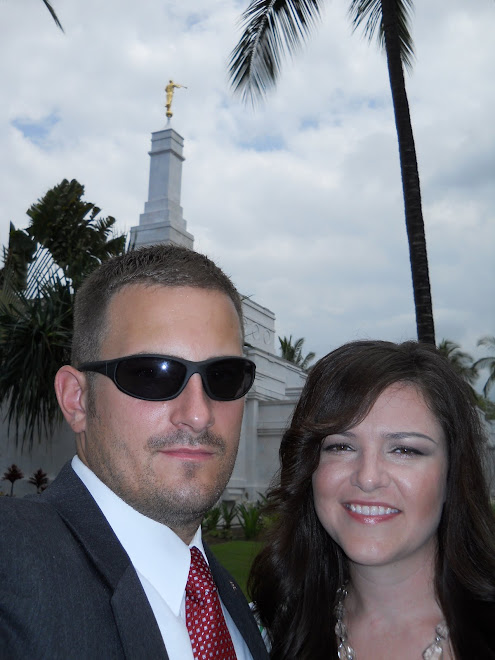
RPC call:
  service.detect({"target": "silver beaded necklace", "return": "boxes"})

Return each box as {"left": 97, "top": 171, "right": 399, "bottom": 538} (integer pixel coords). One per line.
{"left": 334, "top": 585, "right": 449, "bottom": 660}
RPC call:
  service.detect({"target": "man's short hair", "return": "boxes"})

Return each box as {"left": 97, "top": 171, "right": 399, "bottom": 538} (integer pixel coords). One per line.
{"left": 71, "top": 244, "right": 244, "bottom": 366}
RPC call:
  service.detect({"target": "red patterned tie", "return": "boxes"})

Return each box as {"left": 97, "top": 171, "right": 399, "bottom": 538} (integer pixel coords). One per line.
{"left": 185, "top": 546, "right": 237, "bottom": 660}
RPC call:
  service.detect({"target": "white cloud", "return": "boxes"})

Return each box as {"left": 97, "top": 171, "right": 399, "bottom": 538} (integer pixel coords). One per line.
{"left": 1, "top": 0, "right": 493, "bottom": 368}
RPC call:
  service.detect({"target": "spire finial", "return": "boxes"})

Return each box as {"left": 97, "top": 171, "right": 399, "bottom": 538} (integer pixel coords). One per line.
{"left": 165, "top": 79, "right": 187, "bottom": 119}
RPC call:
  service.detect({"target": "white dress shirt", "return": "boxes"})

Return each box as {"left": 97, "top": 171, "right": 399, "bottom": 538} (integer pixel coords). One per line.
{"left": 72, "top": 456, "right": 253, "bottom": 660}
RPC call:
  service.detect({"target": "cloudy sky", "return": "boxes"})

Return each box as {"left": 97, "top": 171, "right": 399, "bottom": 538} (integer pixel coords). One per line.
{"left": 1, "top": 0, "right": 494, "bottom": 371}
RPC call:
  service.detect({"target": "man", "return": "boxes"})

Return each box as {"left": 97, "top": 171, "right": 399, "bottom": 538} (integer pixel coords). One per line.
{"left": 0, "top": 245, "right": 268, "bottom": 660}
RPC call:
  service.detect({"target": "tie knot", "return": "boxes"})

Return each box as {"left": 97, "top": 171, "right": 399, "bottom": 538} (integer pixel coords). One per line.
{"left": 186, "top": 546, "right": 217, "bottom": 602}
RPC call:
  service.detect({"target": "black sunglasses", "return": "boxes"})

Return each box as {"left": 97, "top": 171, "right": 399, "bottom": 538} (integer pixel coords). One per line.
{"left": 78, "top": 354, "right": 256, "bottom": 402}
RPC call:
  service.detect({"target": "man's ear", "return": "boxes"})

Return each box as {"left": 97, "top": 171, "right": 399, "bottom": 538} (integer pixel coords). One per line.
{"left": 55, "top": 365, "right": 88, "bottom": 433}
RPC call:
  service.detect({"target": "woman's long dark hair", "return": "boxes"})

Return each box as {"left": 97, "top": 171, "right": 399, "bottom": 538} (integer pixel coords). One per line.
{"left": 248, "top": 340, "right": 495, "bottom": 659}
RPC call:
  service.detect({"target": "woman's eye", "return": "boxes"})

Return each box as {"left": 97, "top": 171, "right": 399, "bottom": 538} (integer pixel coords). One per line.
{"left": 392, "top": 446, "right": 423, "bottom": 456}
{"left": 323, "top": 443, "right": 353, "bottom": 452}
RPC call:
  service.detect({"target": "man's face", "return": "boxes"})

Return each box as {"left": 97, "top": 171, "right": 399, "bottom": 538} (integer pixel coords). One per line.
{"left": 77, "top": 284, "right": 245, "bottom": 542}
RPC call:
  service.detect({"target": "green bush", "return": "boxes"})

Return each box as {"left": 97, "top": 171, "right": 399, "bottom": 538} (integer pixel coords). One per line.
{"left": 202, "top": 505, "right": 221, "bottom": 533}
{"left": 220, "top": 501, "right": 237, "bottom": 530}
{"left": 237, "top": 501, "right": 264, "bottom": 540}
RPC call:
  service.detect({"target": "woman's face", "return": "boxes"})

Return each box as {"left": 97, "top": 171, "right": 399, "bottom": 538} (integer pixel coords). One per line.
{"left": 312, "top": 383, "right": 448, "bottom": 570}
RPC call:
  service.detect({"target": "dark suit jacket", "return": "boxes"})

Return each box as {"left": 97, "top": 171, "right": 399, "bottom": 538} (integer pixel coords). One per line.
{"left": 0, "top": 462, "right": 269, "bottom": 660}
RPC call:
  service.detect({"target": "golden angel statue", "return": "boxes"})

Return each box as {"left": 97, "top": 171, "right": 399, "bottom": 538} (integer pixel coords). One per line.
{"left": 165, "top": 80, "right": 187, "bottom": 118}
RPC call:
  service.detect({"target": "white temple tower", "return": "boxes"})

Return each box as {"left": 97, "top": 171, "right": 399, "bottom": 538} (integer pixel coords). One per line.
{"left": 130, "top": 127, "right": 194, "bottom": 249}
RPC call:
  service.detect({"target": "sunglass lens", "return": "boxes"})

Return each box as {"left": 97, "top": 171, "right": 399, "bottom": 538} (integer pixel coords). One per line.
{"left": 116, "top": 357, "right": 186, "bottom": 400}
{"left": 205, "top": 359, "right": 255, "bottom": 400}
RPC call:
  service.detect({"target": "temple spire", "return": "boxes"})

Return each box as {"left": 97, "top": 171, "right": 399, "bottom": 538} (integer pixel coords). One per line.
{"left": 130, "top": 125, "right": 194, "bottom": 249}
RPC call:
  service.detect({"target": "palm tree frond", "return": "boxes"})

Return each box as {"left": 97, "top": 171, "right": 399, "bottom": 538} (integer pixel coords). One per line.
{"left": 477, "top": 335, "right": 495, "bottom": 350}
{"left": 42, "top": 0, "right": 64, "bottom": 31}
{"left": 300, "top": 351, "right": 316, "bottom": 371}
{"left": 474, "top": 336, "right": 495, "bottom": 397}
{"left": 0, "top": 280, "right": 73, "bottom": 449}
{"left": 0, "top": 223, "right": 37, "bottom": 296}
{"left": 348, "top": 0, "right": 415, "bottom": 71}
{"left": 278, "top": 334, "right": 315, "bottom": 371}
{"left": 229, "top": 0, "right": 324, "bottom": 104}
{"left": 437, "top": 338, "right": 478, "bottom": 385}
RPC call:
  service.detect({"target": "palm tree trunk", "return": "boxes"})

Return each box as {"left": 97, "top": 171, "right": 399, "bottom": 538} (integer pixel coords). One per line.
{"left": 381, "top": 0, "right": 435, "bottom": 344}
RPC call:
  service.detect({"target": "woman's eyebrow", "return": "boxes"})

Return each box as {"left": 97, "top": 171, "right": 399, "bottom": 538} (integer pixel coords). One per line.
{"left": 384, "top": 431, "right": 438, "bottom": 444}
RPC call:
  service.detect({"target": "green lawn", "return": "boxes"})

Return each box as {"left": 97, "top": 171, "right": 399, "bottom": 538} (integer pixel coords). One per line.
{"left": 209, "top": 541, "right": 264, "bottom": 597}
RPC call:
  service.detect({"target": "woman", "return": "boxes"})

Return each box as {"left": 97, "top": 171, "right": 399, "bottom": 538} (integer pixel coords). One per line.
{"left": 249, "top": 340, "right": 495, "bottom": 659}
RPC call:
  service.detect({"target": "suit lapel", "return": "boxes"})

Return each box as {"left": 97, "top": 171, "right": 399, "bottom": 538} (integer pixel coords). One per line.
{"left": 111, "top": 564, "right": 170, "bottom": 660}
{"left": 41, "top": 463, "right": 168, "bottom": 659}
{"left": 205, "top": 545, "right": 269, "bottom": 660}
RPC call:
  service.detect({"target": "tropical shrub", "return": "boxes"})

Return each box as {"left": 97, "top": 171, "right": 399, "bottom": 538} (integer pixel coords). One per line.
{"left": 202, "top": 505, "right": 221, "bottom": 534}
{"left": 237, "top": 501, "right": 264, "bottom": 540}
{"left": 0, "top": 179, "right": 126, "bottom": 448}
{"left": 220, "top": 501, "right": 237, "bottom": 530}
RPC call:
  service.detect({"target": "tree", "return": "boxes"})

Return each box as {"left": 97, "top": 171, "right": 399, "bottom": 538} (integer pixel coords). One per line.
{"left": 438, "top": 338, "right": 495, "bottom": 422}
{"left": 0, "top": 179, "right": 126, "bottom": 449}
{"left": 28, "top": 468, "right": 49, "bottom": 494}
{"left": 25, "top": 178, "right": 126, "bottom": 290}
{"left": 2, "top": 464, "right": 24, "bottom": 497}
{"left": 437, "top": 339, "right": 478, "bottom": 386}
{"left": 229, "top": 0, "right": 435, "bottom": 344}
{"left": 0, "top": 281, "right": 73, "bottom": 447}
{"left": 279, "top": 335, "right": 315, "bottom": 370}
{"left": 0, "top": 223, "right": 37, "bottom": 294}
{"left": 474, "top": 336, "right": 495, "bottom": 398}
